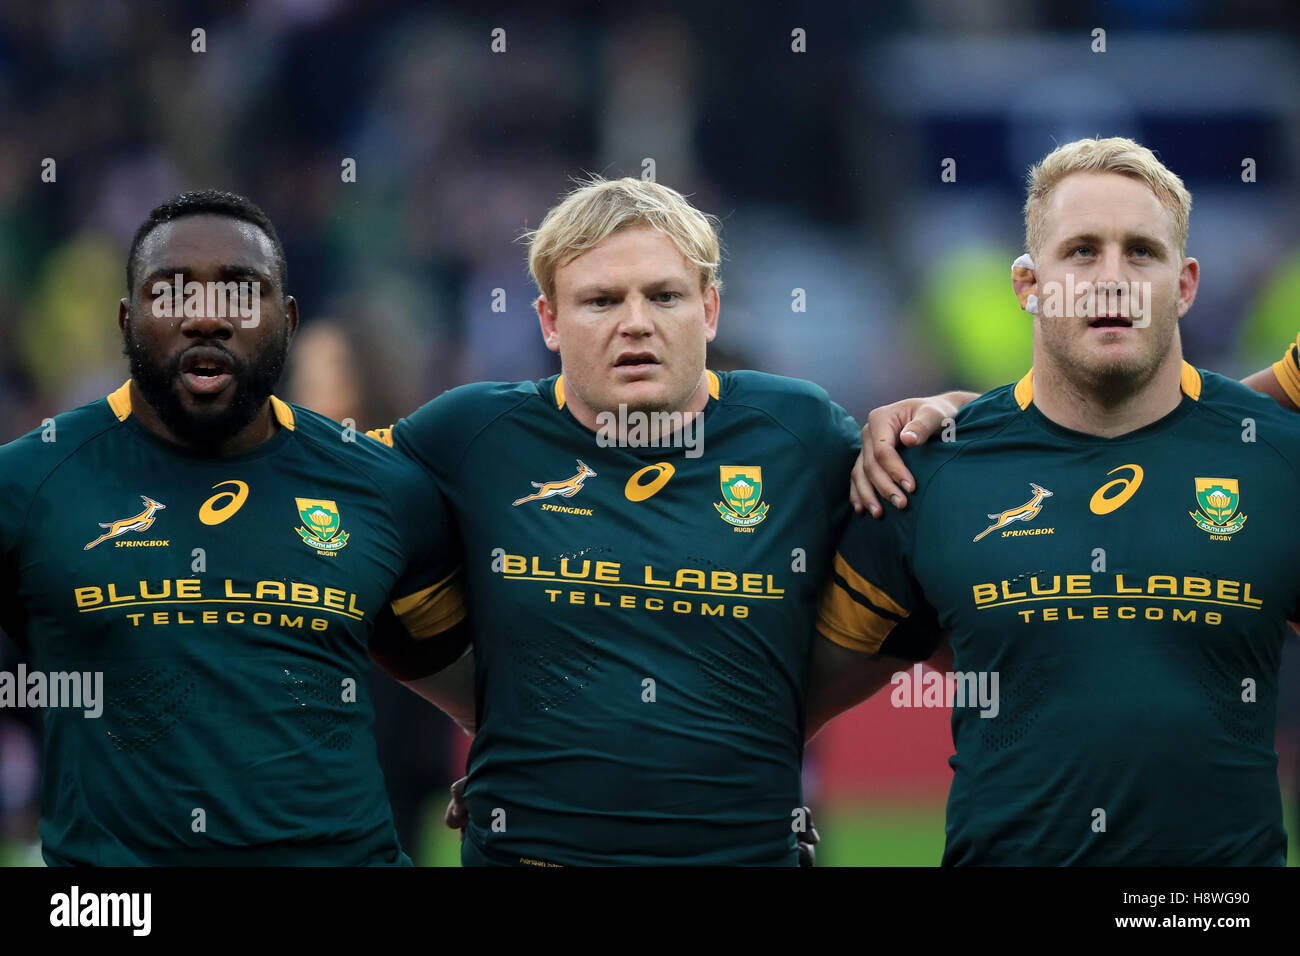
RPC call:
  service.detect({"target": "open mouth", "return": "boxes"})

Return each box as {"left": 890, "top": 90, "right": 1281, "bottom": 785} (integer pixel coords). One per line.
{"left": 614, "top": 351, "right": 660, "bottom": 373}
{"left": 1089, "top": 315, "right": 1133, "bottom": 329}
{"left": 178, "top": 347, "right": 234, "bottom": 396}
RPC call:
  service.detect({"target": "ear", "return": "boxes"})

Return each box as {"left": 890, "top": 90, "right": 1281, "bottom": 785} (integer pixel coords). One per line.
{"left": 702, "top": 283, "right": 719, "bottom": 343}
{"left": 119, "top": 297, "right": 129, "bottom": 335}
{"left": 283, "top": 295, "right": 300, "bottom": 342}
{"left": 1011, "top": 254, "right": 1038, "bottom": 315}
{"left": 537, "top": 295, "right": 561, "bottom": 353}
{"left": 1176, "top": 257, "right": 1199, "bottom": 318}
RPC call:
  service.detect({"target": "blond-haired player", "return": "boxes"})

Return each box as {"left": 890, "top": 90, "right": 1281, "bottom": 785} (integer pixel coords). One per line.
{"left": 816, "top": 137, "right": 1300, "bottom": 864}
{"left": 371, "top": 175, "right": 934, "bottom": 865}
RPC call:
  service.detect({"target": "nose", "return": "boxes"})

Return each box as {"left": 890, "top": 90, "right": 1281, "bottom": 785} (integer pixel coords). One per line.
{"left": 617, "top": 295, "right": 655, "bottom": 336}
{"left": 179, "top": 300, "right": 235, "bottom": 340}
{"left": 1094, "top": 244, "right": 1126, "bottom": 286}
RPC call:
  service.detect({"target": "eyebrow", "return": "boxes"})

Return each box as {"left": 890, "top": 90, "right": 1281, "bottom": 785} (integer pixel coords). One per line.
{"left": 140, "top": 264, "right": 274, "bottom": 288}
{"left": 569, "top": 278, "right": 689, "bottom": 299}
{"left": 1055, "top": 232, "right": 1169, "bottom": 255}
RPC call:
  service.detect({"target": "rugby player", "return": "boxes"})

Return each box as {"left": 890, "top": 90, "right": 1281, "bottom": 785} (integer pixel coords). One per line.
{"left": 812, "top": 137, "right": 1300, "bottom": 864}
{"left": 369, "top": 177, "right": 930, "bottom": 865}
{"left": 0, "top": 190, "right": 468, "bottom": 865}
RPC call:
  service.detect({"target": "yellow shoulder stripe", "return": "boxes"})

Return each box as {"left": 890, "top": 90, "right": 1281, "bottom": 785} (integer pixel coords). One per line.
{"left": 554, "top": 375, "right": 566, "bottom": 409}
{"left": 833, "top": 553, "right": 908, "bottom": 619}
{"left": 391, "top": 568, "right": 467, "bottom": 640}
{"left": 366, "top": 425, "right": 395, "bottom": 448}
{"left": 107, "top": 380, "right": 133, "bottom": 421}
{"left": 816, "top": 584, "right": 896, "bottom": 654}
{"left": 1273, "top": 345, "right": 1300, "bottom": 409}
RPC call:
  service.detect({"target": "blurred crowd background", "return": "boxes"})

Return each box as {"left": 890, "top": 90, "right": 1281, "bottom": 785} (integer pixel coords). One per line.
{"left": 2, "top": 0, "right": 1299, "bottom": 864}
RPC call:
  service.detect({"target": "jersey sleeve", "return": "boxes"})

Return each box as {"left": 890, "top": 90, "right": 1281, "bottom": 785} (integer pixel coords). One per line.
{"left": 1271, "top": 331, "right": 1300, "bottom": 408}
{"left": 815, "top": 503, "right": 940, "bottom": 662}
{"left": 368, "top": 463, "right": 469, "bottom": 680}
{"left": 820, "top": 399, "right": 862, "bottom": 535}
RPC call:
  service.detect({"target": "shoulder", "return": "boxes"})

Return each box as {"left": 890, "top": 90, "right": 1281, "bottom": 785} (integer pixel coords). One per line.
{"left": 718, "top": 370, "right": 859, "bottom": 450}
{"left": 0, "top": 394, "right": 124, "bottom": 540}
{"left": 287, "top": 403, "right": 440, "bottom": 506}
{"left": 387, "top": 379, "right": 547, "bottom": 467}
{"left": 1191, "top": 367, "right": 1300, "bottom": 474}
{"left": 1193, "top": 367, "right": 1300, "bottom": 425}
{"left": 0, "top": 395, "right": 122, "bottom": 492}
{"left": 721, "top": 369, "right": 837, "bottom": 413}
{"left": 950, "top": 380, "right": 1025, "bottom": 436}
{"left": 899, "top": 381, "right": 1024, "bottom": 491}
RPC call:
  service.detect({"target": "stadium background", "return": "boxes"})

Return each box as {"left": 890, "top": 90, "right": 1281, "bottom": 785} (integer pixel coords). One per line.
{"left": 1, "top": 0, "right": 1298, "bottom": 865}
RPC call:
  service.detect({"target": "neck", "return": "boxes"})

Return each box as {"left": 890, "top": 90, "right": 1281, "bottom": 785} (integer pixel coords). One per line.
{"left": 1030, "top": 345, "right": 1186, "bottom": 438}
{"left": 129, "top": 380, "right": 280, "bottom": 456}
{"left": 561, "top": 371, "right": 712, "bottom": 439}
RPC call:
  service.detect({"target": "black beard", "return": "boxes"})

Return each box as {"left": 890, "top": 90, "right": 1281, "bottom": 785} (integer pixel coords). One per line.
{"left": 123, "top": 326, "right": 289, "bottom": 450}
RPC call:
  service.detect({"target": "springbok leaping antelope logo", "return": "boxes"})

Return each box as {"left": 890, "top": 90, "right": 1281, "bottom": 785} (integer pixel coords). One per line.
{"left": 84, "top": 495, "right": 167, "bottom": 550}
{"left": 512, "top": 460, "right": 597, "bottom": 506}
{"left": 973, "top": 483, "right": 1053, "bottom": 542}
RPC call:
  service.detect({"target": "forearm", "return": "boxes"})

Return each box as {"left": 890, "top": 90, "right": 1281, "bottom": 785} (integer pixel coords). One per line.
{"left": 805, "top": 634, "right": 952, "bottom": 742}
{"left": 402, "top": 645, "right": 477, "bottom": 736}
{"left": 1241, "top": 368, "right": 1295, "bottom": 410}
{"left": 805, "top": 636, "right": 909, "bottom": 742}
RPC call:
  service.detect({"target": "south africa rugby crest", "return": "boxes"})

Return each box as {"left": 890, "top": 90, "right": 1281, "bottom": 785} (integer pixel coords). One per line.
{"left": 1189, "top": 478, "right": 1246, "bottom": 540}
{"left": 295, "top": 498, "right": 350, "bottom": 553}
{"left": 716, "top": 466, "right": 769, "bottom": 528}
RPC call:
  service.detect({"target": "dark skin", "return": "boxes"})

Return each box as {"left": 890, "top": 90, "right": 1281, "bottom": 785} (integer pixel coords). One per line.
{"left": 119, "top": 215, "right": 299, "bottom": 456}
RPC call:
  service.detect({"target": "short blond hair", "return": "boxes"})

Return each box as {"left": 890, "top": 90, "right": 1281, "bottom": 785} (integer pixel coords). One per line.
{"left": 1024, "top": 137, "right": 1192, "bottom": 260}
{"left": 525, "top": 176, "right": 722, "bottom": 303}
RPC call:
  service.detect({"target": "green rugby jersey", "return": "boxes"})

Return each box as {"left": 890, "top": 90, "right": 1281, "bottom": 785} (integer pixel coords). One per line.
{"left": 376, "top": 370, "right": 861, "bottom": 865}
{"left": 818, "top": 363, "right": 1299, "bottom": 865}
{"left": 0, "top": 382, "right": 466, "bottom": 865}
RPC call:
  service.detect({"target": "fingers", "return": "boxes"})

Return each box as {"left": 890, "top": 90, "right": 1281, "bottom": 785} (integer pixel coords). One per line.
{"left": 797, "top": 805, "right": 819, "bottom": 867}
{"left": 803, "top": 806, "right": 820, "bottom": 845}
{"left": 444, "top": 775, "right": 469, "bottom": 830}
{"left": 864, "top": 410, "right": 913, "bottom": 510}
{"left": 850, "top": 453, "right": 881, "bottom": 517}
{"left": 900, "top": 403, "right": 949, "bottom": 449}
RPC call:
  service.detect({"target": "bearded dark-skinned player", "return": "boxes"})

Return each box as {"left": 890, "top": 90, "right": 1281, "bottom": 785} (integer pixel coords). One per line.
{"left": 0, "top": 190, "right": 468, "bottom": 865}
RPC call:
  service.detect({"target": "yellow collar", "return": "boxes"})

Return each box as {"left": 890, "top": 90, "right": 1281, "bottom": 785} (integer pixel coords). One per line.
{"left": 553, "top": 369, "right": 721, "bottom": 409}
{"left": 106, "top": 380, "right": 296, "bottom": 430}
{"left": 1013, "top": 362, "right": 1202, "bottom": 410}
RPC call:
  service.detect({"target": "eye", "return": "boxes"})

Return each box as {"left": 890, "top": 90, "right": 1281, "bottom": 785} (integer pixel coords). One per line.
{"left": 589, "top": 296, "right": 612, "bottom": 308}
{"left": 653, "top": 291, "right": 679, "bottom": 304}
{"left": 1072, "top": 245, "right": 1094, "bottom": 257}
{"left": 1131, "top": 246, "right": 1151, "bottom": 258}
